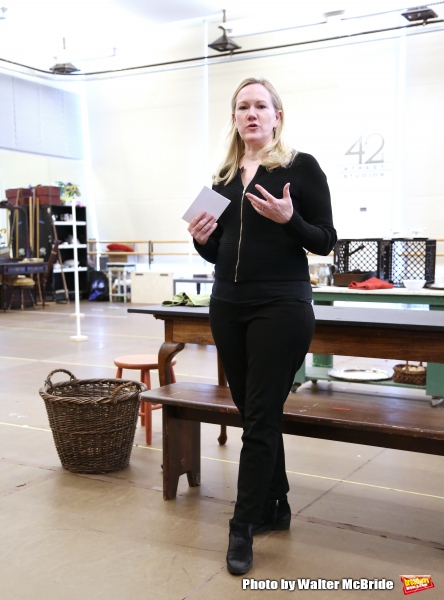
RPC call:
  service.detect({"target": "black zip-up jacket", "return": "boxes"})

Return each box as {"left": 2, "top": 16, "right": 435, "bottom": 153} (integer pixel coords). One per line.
{"left": 194, "top": 152, "right": 337, "bottom": 285}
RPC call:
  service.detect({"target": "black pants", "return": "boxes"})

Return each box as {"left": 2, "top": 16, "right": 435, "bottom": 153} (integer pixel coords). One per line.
{"left": 209, "top": 298, "right": 315, "bottom": 523}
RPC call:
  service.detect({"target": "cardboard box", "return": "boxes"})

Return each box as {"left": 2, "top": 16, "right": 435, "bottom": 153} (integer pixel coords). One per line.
{"left": 130, "top": 272, "right": 173, "bottom": 304}
{"left": 107, "top": 253, "right": 131, "bottom": 263}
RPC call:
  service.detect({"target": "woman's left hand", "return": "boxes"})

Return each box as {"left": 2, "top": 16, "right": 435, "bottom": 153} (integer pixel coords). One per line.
{"left": 246, "top": 183, "right": 293, "bottom": 224}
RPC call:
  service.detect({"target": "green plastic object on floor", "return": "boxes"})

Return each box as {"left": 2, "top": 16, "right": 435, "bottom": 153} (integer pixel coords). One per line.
{"left": 162, "top": 292, "right": 210, "bottom": 307}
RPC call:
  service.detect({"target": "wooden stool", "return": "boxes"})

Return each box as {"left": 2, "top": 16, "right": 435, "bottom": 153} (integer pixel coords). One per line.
{"left": 8, "top": 277, "right": 36, "bottom": 310}
{"left": 114, "top": 354, "right": 176, "bottom": 445}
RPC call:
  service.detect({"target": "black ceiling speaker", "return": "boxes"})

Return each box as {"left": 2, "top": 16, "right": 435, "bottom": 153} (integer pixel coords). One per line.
{"left": 50, "top": 38, "right": 80, "bottom": 75}
{"left": 208, "top": 27, "right": 241, "bottom": 52}
{"left": 401, "top": 6, "right": 438, "bottom": 22}
{"left": 208, "top": 10, "right": 241, "bottom": 53}
{"left": 50, "top": 62, "right": 80, "bottom": 74}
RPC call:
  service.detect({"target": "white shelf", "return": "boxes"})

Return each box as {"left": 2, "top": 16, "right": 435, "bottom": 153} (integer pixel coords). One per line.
{"left": 58, "top": 244, "right": 87, "bottom": 249}
{"left": 53, "top": 266, "right": 88, "bottom": 273}
{"left": 54, "top": 221, "right": 86, "bottom": 226}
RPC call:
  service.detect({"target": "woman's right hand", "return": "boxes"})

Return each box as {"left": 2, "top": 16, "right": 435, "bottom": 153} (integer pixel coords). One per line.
{"left": 188, "top": 211, "right": 217, "bottom": 245}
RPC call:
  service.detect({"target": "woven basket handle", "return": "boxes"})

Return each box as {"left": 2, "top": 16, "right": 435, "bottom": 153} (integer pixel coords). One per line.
{"left": 45, "top": 369, "right": 77, "bottom": 390}
{"left": 108, "top": 381, "right": 136, "bottom": 404}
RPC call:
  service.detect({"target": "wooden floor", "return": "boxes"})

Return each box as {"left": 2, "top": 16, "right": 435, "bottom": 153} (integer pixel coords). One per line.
{"left": 1, "top": 301, "right": 444, "bottom": 599}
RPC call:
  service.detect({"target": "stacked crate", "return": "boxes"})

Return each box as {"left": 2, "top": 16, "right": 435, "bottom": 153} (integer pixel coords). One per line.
{"left": 334, "top": 238, "right": 435, "bottom": 286}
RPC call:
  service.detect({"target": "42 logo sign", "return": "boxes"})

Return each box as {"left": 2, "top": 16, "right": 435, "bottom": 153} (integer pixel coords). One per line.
{"left": 345, "top": 134, "right": 385, "bottom": 165}
{"left": 341, "top": 133, "right": 388, "bottom": 179}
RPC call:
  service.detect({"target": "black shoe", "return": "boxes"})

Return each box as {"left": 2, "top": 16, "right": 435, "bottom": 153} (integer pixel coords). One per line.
{"left": 252, "top": 497, "right": 292, "bottom": 536}
{"left": 226, "top": 519, "right": 253, "bottom": 575}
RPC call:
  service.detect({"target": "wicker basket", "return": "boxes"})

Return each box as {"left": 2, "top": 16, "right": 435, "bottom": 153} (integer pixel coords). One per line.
{"left": 39, "top": 369, "right": 146, "bottom": 474}
{"left": 393, "top": 361, "right": 427, "bottom": 386}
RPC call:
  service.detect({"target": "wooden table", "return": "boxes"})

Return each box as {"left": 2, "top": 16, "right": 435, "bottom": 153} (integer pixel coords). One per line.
{"left": 129, "top": 304, "right": 444, "bottom": 367}
{"left": 312, "top": 285, "right": 444, "bottom": 308}
{"left": 307, "top": 286, "right": 444, "bottom": 399}
{"left": 129, "top": 304, "right": 444, "bottom": 418}
{"left": 0, "top": 260, "right": 48, "bottom": 310}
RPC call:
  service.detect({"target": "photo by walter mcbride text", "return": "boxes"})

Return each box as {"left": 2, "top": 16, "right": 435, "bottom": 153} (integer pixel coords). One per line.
{"left": 242, "top": 578, "right": 395, "bottom": 591}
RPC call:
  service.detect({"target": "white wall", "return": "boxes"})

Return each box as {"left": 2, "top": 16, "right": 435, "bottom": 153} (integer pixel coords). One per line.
{"left": 207, "top": 38, "right": 402, "bottom": 241}
{"left": 0, "top": 72, "right": 91, "bottom": 236}
{"left": 85, "top": 27, "right": 444, "bottom": 251}
{"left": 86, "top": 67, "right": 209, "bottom": 242}
{"left": 2, "top": 25, "right": 443, "bottom": 276}
{"left": 402, "top": 30, "right": 444, "bottom": 239}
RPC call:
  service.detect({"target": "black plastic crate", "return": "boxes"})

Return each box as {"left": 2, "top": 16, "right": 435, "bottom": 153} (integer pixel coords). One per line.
{"left": 389, "top": 239, "right": 435, "bottom": 286}
{"left": 334, "top": 239, "right": 392, "bottom": 280}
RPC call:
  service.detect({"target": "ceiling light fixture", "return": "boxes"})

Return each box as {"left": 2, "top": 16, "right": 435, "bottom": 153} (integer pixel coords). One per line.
{"left": 50, "top": 38, "right": 80, "bottom": 75}
{"left": 401, "top": 5, "right": 438, "bottom": 22}
{"left": 208, "top": 9, "right": 241, "bottom": 53}
{"left": 50, "top": 62, "right": 80, "bottom": 74}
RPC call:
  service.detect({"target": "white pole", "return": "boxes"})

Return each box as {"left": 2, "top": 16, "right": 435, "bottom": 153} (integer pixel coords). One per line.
{"left": 70, "top": 201, "right": 88, "bottom": 342}
{"left": 203, "top": 20, "right": 210, "bottom": 275}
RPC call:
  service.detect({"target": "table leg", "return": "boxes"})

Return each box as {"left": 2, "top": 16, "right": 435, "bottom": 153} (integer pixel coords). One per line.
{"left": 162, "top": 405, "right": 200, "bottom": 500}
{"left": 426, "top": 306, "right": 444, "bottom": 402}
{"left": 218, "top": 428, "right": 228, "bottom": 445}
{"left": 158, "top": 341, "right": 185, "bottom": 386}
{"left": 40, "top": 274, "right": 47, "bottom": 308}
{"left": 292, "top": 361, "right": 306, "bottom": 390}
{"left": 292, "top": 299, "right": 333, "bottom": 388}
{"left": 312, "top": 299, "right": 334, "bottom": 369}
{"left": 426, "top": 363, "right": 444, "bottom": 400}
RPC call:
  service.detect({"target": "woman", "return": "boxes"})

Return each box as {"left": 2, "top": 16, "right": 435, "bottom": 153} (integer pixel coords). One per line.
{"left": 188, "top": 77, "right": 336, "bottom": 575}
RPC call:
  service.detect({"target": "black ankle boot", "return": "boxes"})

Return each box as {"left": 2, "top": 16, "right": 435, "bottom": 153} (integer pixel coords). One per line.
{"left": 226, "top": 519, "right": 253, "bottom": 575}
{"left": 252, "top": 497, "right": 292, "bottom": 536}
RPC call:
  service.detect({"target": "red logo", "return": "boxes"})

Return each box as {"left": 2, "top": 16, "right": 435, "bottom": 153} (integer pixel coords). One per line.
{"left": 400, "top": 576, "right": 435, "bottom": 595}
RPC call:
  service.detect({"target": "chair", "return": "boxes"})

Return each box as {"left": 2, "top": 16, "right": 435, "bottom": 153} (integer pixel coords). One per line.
{"left": 3, "top": 239, "right": 61, "bottom": 311}
{"left": 8, "top": 276, "right": 36, "bottom": 310}
{"left": 114, "top": 354, "right": 176, "bottom": 445}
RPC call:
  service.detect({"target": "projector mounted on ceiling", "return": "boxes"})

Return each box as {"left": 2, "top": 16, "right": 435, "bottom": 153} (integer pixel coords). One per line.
{"left": 50, "top": 38, "right": 80, "bottom": 75}
{"left": 50, "top": 62, "right": 80, "bottom": 74}
{"left": 208, "top": 27, "right": 241, "bottom": 52}
{"left": 49, "top": 38, "right": 118, "bottom": 75}
{"left": 401, "top": 5, "right": 438, "bottom": 22}
{"left": 208, "top": 9, "right": 241, "bottom": 53}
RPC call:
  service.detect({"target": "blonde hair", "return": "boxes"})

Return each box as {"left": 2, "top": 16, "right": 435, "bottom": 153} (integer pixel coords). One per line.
{"left": 213, "top": 77, "right": 295, "bottom": 185}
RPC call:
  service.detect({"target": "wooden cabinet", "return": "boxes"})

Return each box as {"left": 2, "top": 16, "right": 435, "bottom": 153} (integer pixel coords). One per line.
{"left": 6, "top": 187, "right": 89, "bottom": 299}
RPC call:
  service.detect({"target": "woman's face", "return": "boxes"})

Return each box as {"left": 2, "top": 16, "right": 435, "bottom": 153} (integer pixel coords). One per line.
{"left": 233, "top": 83, "right": 282, "bottom": 150}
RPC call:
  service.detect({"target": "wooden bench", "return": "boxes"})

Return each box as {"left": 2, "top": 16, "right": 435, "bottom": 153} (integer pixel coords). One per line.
{"left": 140, "top": 382, "right": 444, "bottom": 500}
